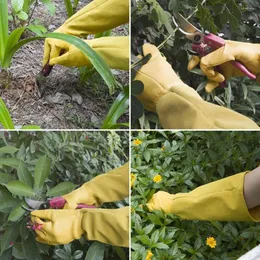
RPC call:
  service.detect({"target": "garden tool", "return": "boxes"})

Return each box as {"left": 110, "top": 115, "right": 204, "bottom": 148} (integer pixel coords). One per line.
{"left": 31, "top": 207, "right": 129, "bottom": 246}
{"left": 147, "top": 172, "right": 260, "bottom": 222}
{"left": 24, "top": 197, "right": 96, "bottom": 211}
{"left": 63, "top": 163, "right": 129, "bottom": 209}
{"left": 43, "top": 0, "right": 129, "bottom": 66}
{"left": 134, "top": 43, "right": 259, "bottom": 129}
{"left": 172, "top": 13, "right": 257, "bottom": 92}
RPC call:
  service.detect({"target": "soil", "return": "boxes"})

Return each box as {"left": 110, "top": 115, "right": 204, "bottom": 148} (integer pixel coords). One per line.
{"left": 1, "top": 0, "right": 129, "bottom": 129}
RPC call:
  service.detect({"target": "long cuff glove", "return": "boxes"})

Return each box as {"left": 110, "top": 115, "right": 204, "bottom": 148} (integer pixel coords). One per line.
{"left": 147, "top": 172, "right": 260, "bottom": 222}
{"left": 135, "top": 43, "right": 259, "bottom": 129}
{"left": 188, "top": 40, "right": 260, "bottom": 93}
{"left": 48, "top": 36, "right": 129, "bottom": 70}
{"left": 31, "top": 207, "right": 129, "bottom": 247}
{"left": 63, "top": 163, "right": 129, "bottom": 209}
{"left": 43, "top": 0, "right": 129, "bottom": 65}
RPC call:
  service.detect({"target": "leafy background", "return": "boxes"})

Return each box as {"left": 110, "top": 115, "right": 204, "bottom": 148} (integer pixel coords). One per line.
{"left": 131, "top": 0, "right": 260, "bottom": 128}
{"left": 131, "top": 131, "right": 260, "bottom": 259}
{"left": 0, "top": 131, "right": 129, "bottom": 260}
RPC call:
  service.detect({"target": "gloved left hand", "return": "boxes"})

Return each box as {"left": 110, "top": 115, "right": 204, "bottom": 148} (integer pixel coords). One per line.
{"left": 31, "top": 207, "right": 129, "bottom": 247}
{"left": 48, "top": 36, "right": 129, "bottom": 70}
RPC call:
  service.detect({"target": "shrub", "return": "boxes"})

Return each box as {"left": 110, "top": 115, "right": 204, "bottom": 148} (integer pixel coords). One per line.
{"left": 131, "top": 131, "right": 260, "bottom": 259}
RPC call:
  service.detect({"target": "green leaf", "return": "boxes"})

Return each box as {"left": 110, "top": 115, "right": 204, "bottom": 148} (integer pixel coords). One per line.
{"left": 27, "top": 25, "right": 47, "bottom": 36}
{"left": 34, "top": 156, "right": 51, "bottom": 189}
{"left": 22, "top": 233, "right": 42, "bottom": 260}
{"left": 46, "top": 182, "right": 76, "bottom": 196}
{"left": 11, "top": 0, "right": 24, "bottom": 13}
{"left": 64, "top": 0, "right": 74, "bottom": 17}
{"left": 17, "top": 11, "right": 28, "bottom": 21}
{"left": 0, "top": 158, "right": 20, "bottom": 168}
{"left": 0, "top": 146, "right": 18, "bottom": 154}
{"left": 0, "top": 98, "right": 15, "bottom": 129}
{"left": 0, "top": 222, "right": 20, "bottom": 254}
{"left": 0, "top": 198, "right": 20, "bottom": 213}
{"left": 154, "top": 242, "right": 169, "bottom": 249}
{"left": 0, "top": 0, "right": 9, "bottom": 63}
{"left": 85, "top": 242, "right": 105, "bottom": 260}
{"left": 6, "top": 180, "right": 35, "bottom": 196}
{"left": 0, "top": 172, "right": 13, "bottom": 184}
{"left": 8, "top": 202, "right": 26, "bottom": 222}
{"left": 21, "top": 125, "right": 41, "bottom": 130}
{"left": 143, "top": 151, "right": 151, "bottom": 163}
{"left": 17, "top": 162, "right": 33, "bottom": 187}
{"left": 102, "top": 88, "right": 129, "bottom": 129}
{"left": 42, "top": 0, "right": 56, "bottom": 15}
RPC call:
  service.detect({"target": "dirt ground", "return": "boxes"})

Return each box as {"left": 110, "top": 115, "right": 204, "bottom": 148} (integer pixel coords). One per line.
{"left": 1, "top": 0, "right": 129, "bottom": 129}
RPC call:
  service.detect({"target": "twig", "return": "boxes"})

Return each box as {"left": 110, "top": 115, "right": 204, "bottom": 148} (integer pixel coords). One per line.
{"left": 27, "top": 0, "right": 39, "bottom": 25}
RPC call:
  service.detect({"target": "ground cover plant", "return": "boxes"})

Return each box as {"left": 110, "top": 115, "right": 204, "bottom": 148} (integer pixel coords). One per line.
{"left": 0, "top": 131, "right": 129, "bottom": 260}
{"left": 131, "top": 0, "right": 260, "bottom": 128}
{"left": 0, "top": 0, "right": 129, "bottom": 129}
{"left": 131, "top": 131, "right": 260, "bottom": 259}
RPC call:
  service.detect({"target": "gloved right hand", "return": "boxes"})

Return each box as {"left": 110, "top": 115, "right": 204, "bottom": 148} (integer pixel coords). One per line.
{"left": 134, "top": 43, "right": 259, "bottom": 129}
{"left": 63, "top": 163, "right": 129, "bottom": 209}
{"left": 188, "top": 40, "right": 260, "bottom": 93}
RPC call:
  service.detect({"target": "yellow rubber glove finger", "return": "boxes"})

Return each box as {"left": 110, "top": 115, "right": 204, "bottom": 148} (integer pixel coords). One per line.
{"left": 147, "top": 172, "right": 260, "bottom": 222}
{"left": 135, "top": 43, "right": 259, "bottom": 129}
{"left": 63, "top": 163, "right": 129, "bottom": 209}
{"left": 31, "top": 209, "right": 84, "bottom": 245}
{"left": 43, "top": 0, "right": 129, "bottom": 66}
{"left": 188, "top": 40, "right": 260, "bottom": 93}
{"left": 49, "top": 36, "right": 129, "bottom": 70}
{"left": 81, "top": 207, "right": 129, "bottom": 247}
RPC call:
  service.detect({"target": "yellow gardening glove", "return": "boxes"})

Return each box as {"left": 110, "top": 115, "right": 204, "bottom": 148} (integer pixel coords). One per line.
{"left": 43, "top": 0, "right": 129, "bottom": 66}
{"left": 188, "top": 40, "right": 260, "bottom": 93}
{"left": 135, "top": 43, "right": 259, "bottom": 129}
{"left": 31, "top": 207, "right": 129, "bottom": 247}
{"left": 63, "top": 163, "right": 129, "bottom": 209}
{"left": 48, "top": 36, "right": 129, "bottom": 70}
{"left": 147, "top": 172, "right": 260, "bottom": 222}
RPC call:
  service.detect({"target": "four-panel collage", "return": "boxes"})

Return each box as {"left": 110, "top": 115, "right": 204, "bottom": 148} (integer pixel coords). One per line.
{"left": 0, "top": 0, "right": 260, "bottom": 259}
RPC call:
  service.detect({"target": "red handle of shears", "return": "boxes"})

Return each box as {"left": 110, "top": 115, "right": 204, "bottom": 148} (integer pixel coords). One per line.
{"left": 192, "top": 33, "right": 256, "bottom": 80}
{"left": 49, "top": 197, "right": 96, "bottom": 209}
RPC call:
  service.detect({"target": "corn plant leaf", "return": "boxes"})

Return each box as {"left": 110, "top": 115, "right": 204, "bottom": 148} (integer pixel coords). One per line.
{"left": 0, "top": 172, "right": 13, "bottom": 184}
{"left": 0, "top": 158, "right": 21, "bottom": 168}
{"left": 102, "top": 88, "right": 129, "bottom": 129}
{"left": 21, "top": 125, "right": 41, "bottom": 129}
{"left": 64, "top": 0, "right": 74, "bottom": 17}
{"left": 46, "top": 181, "right": 76, "bottom": 196}
{"left": 34, "top": 156, "right": 51, "bottom": 190}
{"left": 7, "top": 202, "right": 26, "bottom": 222}
{"left": 6, "top": 180, "right": 35, "bottom": 197}
{"left": 0, "top": 146, "right": 18, "bottom": 154}
{"left": 85, "top": 242, "right": 105, "bottom": 260}
{"left": 0, "top": 98, "right": 15, "bottom": 129}
{"left": 17, "top": 161, "right": 33, "bottom": 187}
{"left": 0, "top": 0, "right": 8, "bottom": 63}
{"left": 0, "top": 222, "right": 20, "bottom": 254}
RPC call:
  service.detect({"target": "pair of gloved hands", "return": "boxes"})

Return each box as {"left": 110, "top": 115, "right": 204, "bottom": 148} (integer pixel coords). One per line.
{"left": 31, "top": 163, "right": 129, "bottom": 246}
{"left": 134, "top": 41, "right": 260, "bottom": 129}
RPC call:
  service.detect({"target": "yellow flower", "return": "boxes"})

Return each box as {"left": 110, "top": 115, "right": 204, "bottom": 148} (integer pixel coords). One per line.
{"left": 146, "top": 250, "right": 153, "bottom": 260}
{"left": 153, "top": 174, "right": 162, "bottom": 183}
{"left": 133, "top": 139, "right": 142, "bottom": 146}
{"left": 206, "top": 237, "right": 217, "bottom": 248}
{"left": 131, "top": 173, "right": 136, "bottom": 187}
{"left": 161, "top": 146, "right": 165, "bottom": 151}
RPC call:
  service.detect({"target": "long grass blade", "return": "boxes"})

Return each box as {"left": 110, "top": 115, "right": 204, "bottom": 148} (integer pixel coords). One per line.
{"left": 0, "top": 98, "right": 15, "bottom": 129}
{"left": 0, "top": 0, "right": 9, "bottom": 64}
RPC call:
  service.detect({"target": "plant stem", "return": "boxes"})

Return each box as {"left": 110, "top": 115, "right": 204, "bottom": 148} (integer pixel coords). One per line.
{"left": 11, "top": 13, "right": 17, "bottom": 29}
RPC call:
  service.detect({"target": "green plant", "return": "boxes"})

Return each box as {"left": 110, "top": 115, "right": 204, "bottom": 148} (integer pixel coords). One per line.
{"left": 131, "top": 131, "right": 260, "bottom": 259}
{"left": 64, "top": 0, "right": 79, "bottom": 18}
{"left": 131, "top": 0, "right": 260, "bottom": 128}
{"left": 0, "top": 131, "right": 129, "bottom": 260}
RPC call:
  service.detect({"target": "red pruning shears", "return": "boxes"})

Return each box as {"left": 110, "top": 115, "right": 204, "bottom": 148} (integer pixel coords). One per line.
{"left": 24, "top": 197, "right": 96, "bottom": 211}
{"left": 172, "top": 13, "right": 256, "bottom": 86}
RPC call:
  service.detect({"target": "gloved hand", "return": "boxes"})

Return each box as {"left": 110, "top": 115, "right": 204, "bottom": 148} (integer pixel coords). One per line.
{"left": 31, "top": 207, "right": 129, "bottom": 246}
{"left": 43, "top": 0, "right": 129, "bottom": 66}
{"left": 47, "top": 36, "right": 129, "bottom": 70}
{"left": 188, "top": 40, "right": 260, "bottom": 93}
{"left": 134, "top": 43, "right": 259, "bottom": 129}
{"left": 63, "top": 163, "right": 129, "bottom": 209}
{"left": 147, "top": 172, "right": 260, "bottom": 222}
